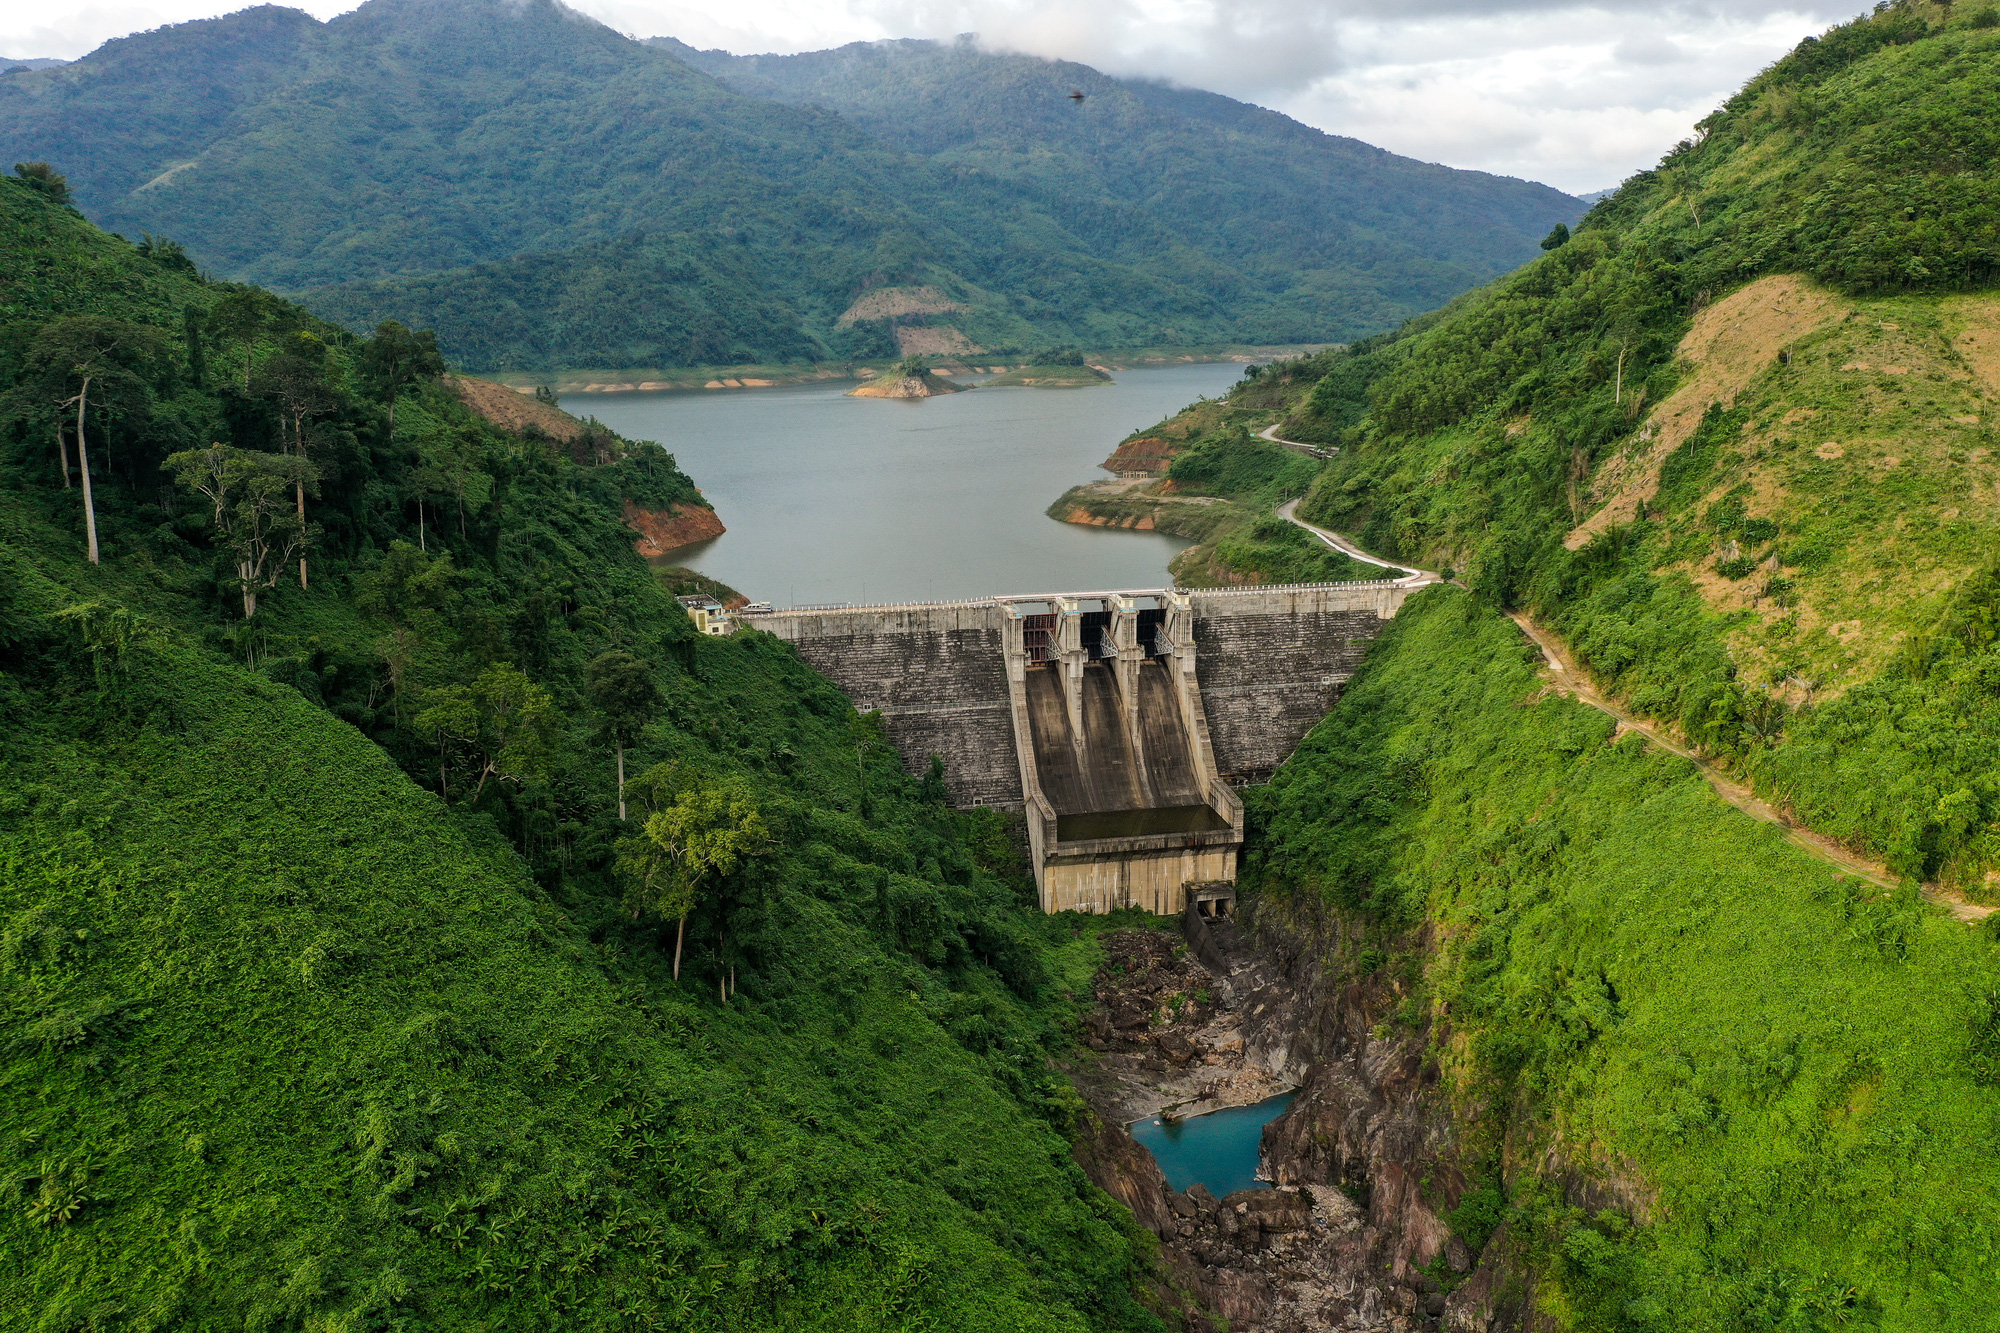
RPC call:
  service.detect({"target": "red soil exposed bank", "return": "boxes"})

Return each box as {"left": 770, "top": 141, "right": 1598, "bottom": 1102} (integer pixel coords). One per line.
{"left": 623, "top": 500, "right": 725, "bottom": 558}
{"left": 1100, "top": 436, "right": 1178, "bottom": 475}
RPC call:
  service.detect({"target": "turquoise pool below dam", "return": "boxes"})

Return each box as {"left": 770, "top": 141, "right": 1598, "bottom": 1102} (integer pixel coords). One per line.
{"left": 1129, "top": 1090, "right": 1297, "bottom": 1199}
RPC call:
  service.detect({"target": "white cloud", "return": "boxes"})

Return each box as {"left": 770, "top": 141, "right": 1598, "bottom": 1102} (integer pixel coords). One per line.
{"left": 1252, "top": 7, "right": 1841, "bottom": 191}
{"left": 1, "top": 0, "right": 1859, "bottom": 191}
{"left": 0, "top": 2, "right": 352, "bottom": 59}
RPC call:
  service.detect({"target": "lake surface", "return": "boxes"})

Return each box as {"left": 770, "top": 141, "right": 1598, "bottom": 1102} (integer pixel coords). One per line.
{"left": 1128, "top": 1090, "right": 1297, "bottom": 1198}
{"left": 579, "top": 364, "right": 1242, "bottom": 607}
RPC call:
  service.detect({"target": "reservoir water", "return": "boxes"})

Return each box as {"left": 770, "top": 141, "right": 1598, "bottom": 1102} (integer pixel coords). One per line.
{"left": 1129, "top": 1091, "right": 1297, "bottom": 1198}
{"left": 579, "top": 363, "right": 1243, "bottom": 607}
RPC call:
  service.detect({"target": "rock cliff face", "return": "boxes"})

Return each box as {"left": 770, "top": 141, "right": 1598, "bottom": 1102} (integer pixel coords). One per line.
{"left": 622, "top": 499, "right": 725, "bottom": 557}
{"left": 1067, "top": 915, "right": 1547, "bottom": 1333}
{"left": 1063, "top": 504, "right": 1158, "bottom": 530}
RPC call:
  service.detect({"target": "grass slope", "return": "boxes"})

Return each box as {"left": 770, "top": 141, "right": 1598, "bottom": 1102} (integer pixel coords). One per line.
{"left": 1249, "top": 587, "right": 2000, "bottom": 1331}
{"left": 0, "top": 171, "right": 1176, "bottom": 1329}
{"left": 2, "top": 568, "right": 1152, "bottom": 1330}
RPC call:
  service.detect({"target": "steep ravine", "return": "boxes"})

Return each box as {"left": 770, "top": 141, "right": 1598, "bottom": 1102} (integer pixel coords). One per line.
{"left": 1067, "top": 909, "right": 1577, "bottom": 1333}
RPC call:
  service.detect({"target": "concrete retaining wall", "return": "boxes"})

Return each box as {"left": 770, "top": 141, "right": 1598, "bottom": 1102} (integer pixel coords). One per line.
{"left": 757, "top": 581, "right": 1423, "bottom": 805}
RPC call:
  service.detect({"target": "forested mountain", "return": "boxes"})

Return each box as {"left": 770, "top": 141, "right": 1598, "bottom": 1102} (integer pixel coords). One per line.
{"left": 1077, "top": 5, "right": 2000, "bottom": 1324}
{"left": 660, "top": 36, "right": 1573, "bottom": 330}
{"left": 11, "top": 0, "right": 2000, "bottom": 1326}
{"left": 0, "top": 0, "right": 1579, "bottom": 373}
{"left": 0, "top": 172, "right": 1177, "bottom": 1328}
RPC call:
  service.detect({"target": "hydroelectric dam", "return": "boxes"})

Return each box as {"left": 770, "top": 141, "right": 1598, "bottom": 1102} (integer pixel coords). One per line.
{"left": 754, "top": 579, "right": 1430, "bottom": 915}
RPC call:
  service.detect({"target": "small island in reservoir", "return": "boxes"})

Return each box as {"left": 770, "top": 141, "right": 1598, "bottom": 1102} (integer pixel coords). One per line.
{"left": 847, "top": 354, "right": 967, "bottom": 398}
{"left": 984, "top": 346, "right": 1112, "bottom": 387}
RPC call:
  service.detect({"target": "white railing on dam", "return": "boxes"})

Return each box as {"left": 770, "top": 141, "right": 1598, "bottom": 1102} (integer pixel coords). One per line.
{"left": 1194, "top": 578, "right": 1413, "bottom": 595}
{"left": 752, "top": 575, "right": 1424, "bottom": 618}
{"left": 764, "top": 597, "right": 995, "bottom": 615}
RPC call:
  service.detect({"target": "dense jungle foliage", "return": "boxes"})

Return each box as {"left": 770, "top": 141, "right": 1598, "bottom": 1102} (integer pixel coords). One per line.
{"left": 1247, "top": 588, "right": 2000, "bottom": 1332}
{"left": 0, "top": 0, "right": 1578, "bottom": 373}
{"left": 0, "top": 172, "right": 1178, "bottom": 1329}
{"left": 1261, "top": 1, "right": 2000, "bottom": 890}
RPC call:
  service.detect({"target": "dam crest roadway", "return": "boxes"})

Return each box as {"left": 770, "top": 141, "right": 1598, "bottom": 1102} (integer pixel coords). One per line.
{"left": 752, "top": 573, "right": 1438, "bottom": 916}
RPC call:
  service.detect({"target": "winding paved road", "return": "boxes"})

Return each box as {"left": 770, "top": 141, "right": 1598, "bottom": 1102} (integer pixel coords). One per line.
{"left": 1266, "top": 444, "right": 1992, "bottom": 923}
{"left": 1276, "top": 499, "right": 1436, "bottom": 586}
{"left": 1257, "top": 420, "right": 1337, "bottom": 460}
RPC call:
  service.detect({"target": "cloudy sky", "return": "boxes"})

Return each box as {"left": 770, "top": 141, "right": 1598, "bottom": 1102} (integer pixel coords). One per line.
{"left": 2, "top": 0, "right": 1862, "bottom": 193}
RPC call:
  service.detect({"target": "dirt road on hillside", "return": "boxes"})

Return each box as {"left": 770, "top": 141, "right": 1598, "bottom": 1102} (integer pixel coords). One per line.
{"left": 1275, "top": 501, "right": 1993, "bottom": 923}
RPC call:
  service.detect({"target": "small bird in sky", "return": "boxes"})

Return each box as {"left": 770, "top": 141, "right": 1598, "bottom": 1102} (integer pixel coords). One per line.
{"left": 1068, "top": 89, "right": 1086, "bottom": 103}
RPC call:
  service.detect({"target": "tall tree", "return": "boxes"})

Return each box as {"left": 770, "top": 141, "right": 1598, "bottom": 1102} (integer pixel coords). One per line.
{"left": 22, "top": 318, "right": 162, "bottom": 565}
{"left": 398, "top": 411, "right": 491, "bottom": 547}
{"left": 616, "top": 769, "right": 770, "bottom": 985}
{"left": 53, "top": 413, "right": 71, "bottom": 490}
{"left": 11, "top": 161, "right": 70, "bottom": 205}
{"left": 413, "top": 664, "right": 559, "bottom": 803}
{"left": 584, "top": 649, "right": 660, "bottom": 819}
{"left": 136, "top": 233, "right": 199, "bottom": 276}
{"left": 1, "top": 392, "right": 71, "bottom": 491}
{"left": 208, "top": 287, "right": 285, "bottom": 391}
{"left": 356, "top": 541, "right": 461, "bottom": 725}
{"left": 165, "top": 444, "right": 319, "bottom": 617}
{"left": 254, "top": 333, "right": 338, "bottom": 588}
{"left": 359, "top": 320, "right": 446, "bottom": 437}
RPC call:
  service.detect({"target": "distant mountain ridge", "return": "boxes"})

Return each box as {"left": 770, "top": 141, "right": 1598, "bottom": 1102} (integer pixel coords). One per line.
{"left": 0, "top": 0, "right": 1581, "bottom": 372}
{"left": 658, "top": 36, "right": 1571, "bottom": 298}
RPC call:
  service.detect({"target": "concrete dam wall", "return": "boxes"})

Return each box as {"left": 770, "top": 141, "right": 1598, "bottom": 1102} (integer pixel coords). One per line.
{"left": 754, "top": 602, "right": 1023, "bottom": 810}
{"left": 1187, "top": 586, "right": 1400, "bottom": 781}
{"left": 755, "top": 579, "right": 1423, "bottom": 914}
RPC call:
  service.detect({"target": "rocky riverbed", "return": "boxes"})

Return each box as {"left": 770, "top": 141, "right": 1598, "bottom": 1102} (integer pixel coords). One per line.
{"left": 1067, "top": 929, "right": 1290, "bottom": 1123}
{"left": 1066, "top": 915, "right": 1524, "bottom": 1333}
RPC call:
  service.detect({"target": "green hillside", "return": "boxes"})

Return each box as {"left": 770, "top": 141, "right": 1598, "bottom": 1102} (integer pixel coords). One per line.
{"left": 1189, "top": 1, "right": 2000, "bottom": 894}
{"left": 0, "top": 0, "right": 1578, "bottom": 373}
{"left": 1085, "top": 12, "right": 2000, "bottom": 1320}
{"left": 0, "top": 173, "right": 1174, "bottom": 1329}
{"left": 1249, "top": 587, "right": 2000, "bottom": 1330}
{"left": 1042, "top": 353, "right": 1379, "bottom": 587}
